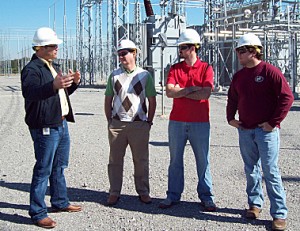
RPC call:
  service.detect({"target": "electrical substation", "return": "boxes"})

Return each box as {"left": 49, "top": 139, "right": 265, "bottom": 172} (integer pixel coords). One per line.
{"left": 1, "top": 0, "right": 300, "bottom": 97}
{"left": 76, "top": 0, "right": 300, "bottom": 97}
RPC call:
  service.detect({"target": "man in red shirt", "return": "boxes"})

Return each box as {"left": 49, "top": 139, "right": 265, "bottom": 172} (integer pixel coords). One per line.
{"left": 159, "top": 29, "right": 216, "bottom": 212}
{"left": 226, "top": 33, "right": 294, "bottom": 231}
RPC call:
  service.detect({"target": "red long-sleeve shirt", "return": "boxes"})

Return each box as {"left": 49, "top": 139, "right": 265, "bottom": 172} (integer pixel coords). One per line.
{"left": 226, "top": 61, "right": 294, "bottom": 129}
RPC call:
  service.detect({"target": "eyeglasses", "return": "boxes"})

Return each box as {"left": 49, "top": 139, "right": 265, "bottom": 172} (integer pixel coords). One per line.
{"left": 45, "top": 44, "right": 58, "bottom": 49}
{"left": 118, "top": 49, "right": 134, "bottom": 57}
{"left": 179, "top": 45, "right": 190, "bottom": 51}
{"left": 236, "top": 46, "right": 249, "bottom": 54}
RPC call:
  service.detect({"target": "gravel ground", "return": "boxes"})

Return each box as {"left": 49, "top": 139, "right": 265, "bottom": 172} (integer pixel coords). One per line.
{"left": 0, "top": 75, "right": 299, "bottom": 231}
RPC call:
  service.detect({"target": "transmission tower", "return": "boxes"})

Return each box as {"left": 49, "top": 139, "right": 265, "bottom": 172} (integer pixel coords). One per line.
{"left": 110, "top": 0, "right": 131, "bottom": 70}
{"left": 62, "top": 0, "right": 68, "bottom": 73}
{"left": 135, "top": 0, "right": 142, "bottom": 66}
{"left": 97, "top": 3, "right": 105, "bottom": 81}
{"left": 106, "top": 0, "right": 113, "bottom": 77}
{"left": 78, "top": 0, "right": 102, "bottom": 85}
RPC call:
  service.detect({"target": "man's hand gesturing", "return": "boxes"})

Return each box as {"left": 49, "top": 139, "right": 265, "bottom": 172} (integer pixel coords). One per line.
{"left": 53, "top": 71, "right": 75, "bottom": 90}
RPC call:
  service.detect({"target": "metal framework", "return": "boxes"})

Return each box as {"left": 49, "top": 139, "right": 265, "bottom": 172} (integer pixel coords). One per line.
{"left": 4, "top": 0, "right": 297, "bottom": 95}
{"left": 203, "top": 0, "right": 300, "bottom": 93}
{"left": 135, "top": 0, "right": 143, "bottom": 66}
{"left": 62, "top": 0, "right": 68, "bottom": 73}
{"left": 106, "top": 0, "right": 113, "bottom": 79}
{"left": 77, "top": 0, "right": 103, "bottom": 85}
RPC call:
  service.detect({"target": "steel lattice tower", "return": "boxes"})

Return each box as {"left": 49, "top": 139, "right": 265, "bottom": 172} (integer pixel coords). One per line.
{"left": 77, "top": 0, "right": 103, "bottom": 85}
{"left": 135, "top": 0, "right": 142, "bottom": 66}
{"left": 203, "top": 0, "right": 300, "bottom": 92}
{"left": 62, "top": 0, "right": 68, "bottom": 73}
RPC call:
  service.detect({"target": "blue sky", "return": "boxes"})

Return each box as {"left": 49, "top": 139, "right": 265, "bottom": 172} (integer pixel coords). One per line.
{"left": 0, "top": 0, "right": 76, "bottom": 30}
{"left": 0, "top": 0, "right": 204, "bottom": 59}
{"left": 0, "top": 0, "right": 77, "bottom": 59}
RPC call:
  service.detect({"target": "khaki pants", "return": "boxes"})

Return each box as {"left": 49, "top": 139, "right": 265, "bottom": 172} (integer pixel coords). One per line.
{"left": 108, "top": 119, "right": 150, "bottom": 196}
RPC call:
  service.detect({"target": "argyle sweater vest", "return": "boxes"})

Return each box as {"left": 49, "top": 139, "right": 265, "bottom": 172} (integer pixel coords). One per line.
{"left": 110, "top": 67, "right": 150, "bottom": 122}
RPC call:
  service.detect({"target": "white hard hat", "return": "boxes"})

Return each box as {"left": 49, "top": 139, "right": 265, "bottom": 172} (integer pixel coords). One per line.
{"left": 32, "top": 27, "right": 63, "bottom": 47}
{"left": 177, "top": 29, "right": 201, "bottom": 45}
{"left": 117, "top": 39, "right": 140, "bottom": 53}
{"left": 236, "top": 33, "right": 262, "bottom": 49}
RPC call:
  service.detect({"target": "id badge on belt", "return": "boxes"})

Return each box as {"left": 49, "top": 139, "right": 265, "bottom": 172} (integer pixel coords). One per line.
{"left": 43, "top": 128, "right": 50, "bottom": 135}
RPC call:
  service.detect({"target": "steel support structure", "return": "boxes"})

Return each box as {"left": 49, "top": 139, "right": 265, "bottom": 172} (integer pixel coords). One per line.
{"left": 74, "top": 0, "right": 300, "bottom": 97}
{"left": 96, "top": 3, "right": 105, "bottom": 81}
{"left": 135, "top": 1, "right": 142, "bottom": 66}
{"left": 110, "top": 0, "right": 131, "bottom": 70}
{"left": 62, "top": 0, "right": 68, "bottom": 73}
{"left": 202, "top": 0, "right": 300, "bottom": 95}
{"left": 78, "top": 0, "right": 102, "bottom": 85}
{"left": 106, "top": 0, "right": 113, "bottom": 79}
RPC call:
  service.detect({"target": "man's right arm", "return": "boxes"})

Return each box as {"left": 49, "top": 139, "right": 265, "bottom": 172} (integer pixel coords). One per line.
{"left": 21, "top": 67, "right": 56, "bottom": 100}
{"left": 226, "top": 81, "right": 241, "bottom": 128}
{"left": 166, "top": 65, "right": 191, "bottom": 98}
{"left": 166, "top": 84, "right": 200, "bottom": 98}
{"left": 104, "top": 95, "right": 113, "bottom": 122}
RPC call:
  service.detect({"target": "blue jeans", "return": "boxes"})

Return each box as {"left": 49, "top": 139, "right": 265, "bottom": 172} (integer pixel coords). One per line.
{"left": 29, "top": 119, "right": 70, "bottom": 222}
{"left": 166, "top": 120, "right": 214, "bottom": 202}
{"left": 238, "top": 127, "right": 287, "bottom": 219}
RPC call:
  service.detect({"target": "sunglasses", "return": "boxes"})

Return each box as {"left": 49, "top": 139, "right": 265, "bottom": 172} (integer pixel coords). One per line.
{"left": 118, "top": 49, "right": 134, "bottom": 57}
{"left": 45, "top": 44, "right": 58, "bottom": 49}
{"left": 236, "top": 46, "right": 249, "bottom": 54}
{"left": 179, "top": 45, "right": 191, "bottom": 51}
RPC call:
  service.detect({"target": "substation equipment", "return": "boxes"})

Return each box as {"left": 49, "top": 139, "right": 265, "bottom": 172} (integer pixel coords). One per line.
{"left": 77, "top": 0, "right": 300, "bottom": 98}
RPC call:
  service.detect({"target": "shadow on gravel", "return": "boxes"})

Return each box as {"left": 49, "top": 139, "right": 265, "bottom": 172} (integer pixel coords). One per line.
{"left": 0, "top": 180, "right": 107, "bottom": 225}
{"left": 149, "top": 141, "right": 242, "bottom": 149}
{"left": 149, "top": 141, "right": 169, "bottom": 146}
{"left": 0, "top": 180, "right": 273, "bottom": 229}
{"left": 261, "top": 175, "right": 300, "bottom": 183}
{"left": 281, "top": 176, "right": 300, "bottom": 182}
{"left": 0, "top": 202, "right": 28, "bottom": 211}
{"left": 75, "top": 112, "right": 95, "bottom": 116}
{"left": 0, "top": 180, "right": 106, "bottom": 205}
{"left": 0, "top": 202, "right": 31, "bottom": 225}
{"left": 290, "top": 106, "right": 300, "bottom": 111}
{"left": 0, "top": 211, "right": 32, "bottom": 225}
{"left": 280, "top": 146, "right": 300, "bottom": 150}
{"left": 79, "top": 84, "right": 106, "bottom": 89}
{"left": 103, "top": 196, "right": 272, "bottom": 229}
{"left": 3, "top": 85, "right": 21, "bottom": 92}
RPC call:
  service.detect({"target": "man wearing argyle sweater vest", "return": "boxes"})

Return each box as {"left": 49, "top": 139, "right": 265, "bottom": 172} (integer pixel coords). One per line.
{"left": 104, "top": 40, "right": 157, "bottom": 206}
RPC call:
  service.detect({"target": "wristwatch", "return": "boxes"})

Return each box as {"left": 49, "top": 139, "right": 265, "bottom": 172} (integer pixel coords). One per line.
{"left": 147, "top": 121, "right": 153, "bottom": 126}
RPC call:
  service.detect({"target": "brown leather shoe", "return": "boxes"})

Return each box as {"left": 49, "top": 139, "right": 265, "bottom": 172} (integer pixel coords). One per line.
{"left": 245, "top": 206, "right": 262, "bottom": 219}
{"left": 52, "top": 204, "right": 82, "bottom": 213}
{"left": 272, "top": 218, "right": 286, "bottom": 231}
{"left": 35, "top": 217, "right": 57, "bottom": 229}
{"left": 107, "top": 195, "right": 120, "bottom": 206}
{"left": 139, "top": 195, "right": 152, "bottom": 204}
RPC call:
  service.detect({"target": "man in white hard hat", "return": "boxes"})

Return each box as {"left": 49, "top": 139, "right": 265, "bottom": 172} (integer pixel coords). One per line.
{"left": 226, "top": 33, "right": 293, "bottom": 231}
{"left": 159, "top": 29, "right": 216, "bottom": 211}
{"left": 21, "top": 27, "right": 82, "bottom": 229}
{"left": 104, "top": 39, "right": 157, "bottom": 206}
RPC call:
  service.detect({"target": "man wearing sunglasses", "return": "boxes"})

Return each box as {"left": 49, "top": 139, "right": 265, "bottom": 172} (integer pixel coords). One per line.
{"left": 226, "top": 33, "right": 293, "bottom": 231}
{"left": 159, "top": 29, "right": 216, "bottom": 212}
{"left": 21, "top": 27, "right": 82, "bottom": 229}
{"left": 104, "top": 39, "right": 157, "bottom": 206}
